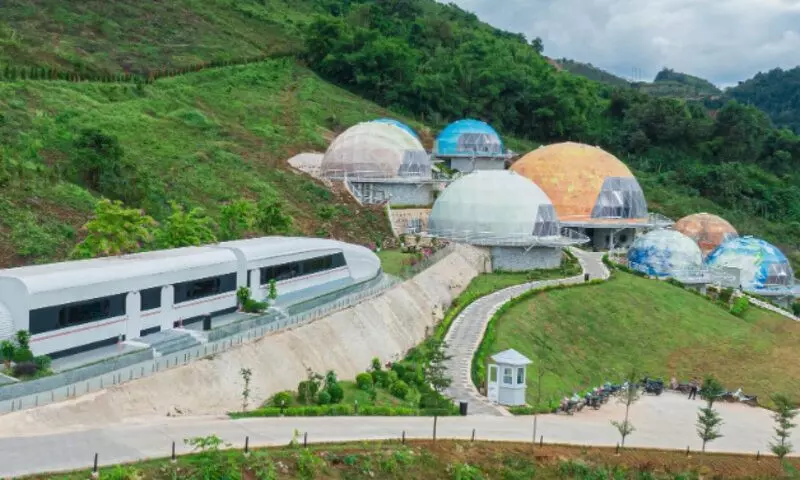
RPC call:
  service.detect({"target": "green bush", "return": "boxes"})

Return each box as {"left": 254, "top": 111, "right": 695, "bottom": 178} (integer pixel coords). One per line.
{"left": 356, "top": 372, "right": 373, "bottom": 390}
{"left": 390, "top": 380, "right": 409, "bottom": 400}
{"left": 730, "top": 296, "right": 750, "bottom": 317}
{"left": 792, "top": 302, "right": 800, "bottom": 316}
{"left": 388, "top": 370, "right": 399, "bottom": 384}
{"left": 33, "top": 355, "right": 51, "bottom": 372}
{"left": 297, "top": 380, "right": 319, "bottom": 404}
{"left": 243, "top": 298, "right": 268, "bottom": 313}
{"left": 270, "top": 391, "right": 293, "bottom": 407}
{"left": 719, "top": 287, "right": 735, "bottom": 304}
{"left": 327, "top": 383, "right": 344, "bottom": 403}
{"left": 373, "top": 370, "right": 390, "bottom": 388}
{"left": 317, "top": 390, "right": 332, "bottom": 405}
{"left": 12, "top": 347, "right": 34, "bottom": 364}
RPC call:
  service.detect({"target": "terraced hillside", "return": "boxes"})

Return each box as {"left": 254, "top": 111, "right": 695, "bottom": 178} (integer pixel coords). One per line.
{"left": 0, "top": 59, "right": 395, "bottom": 266}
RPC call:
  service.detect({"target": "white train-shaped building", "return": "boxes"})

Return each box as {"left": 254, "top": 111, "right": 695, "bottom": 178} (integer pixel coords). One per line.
{"left": 0, "top": 237, "right": 381, "bottom": 358}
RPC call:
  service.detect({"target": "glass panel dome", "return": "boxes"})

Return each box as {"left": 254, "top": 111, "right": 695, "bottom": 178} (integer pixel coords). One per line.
{"left": 627, "top": 229, "right": 703, "bottom": 278}
{"left": 705, "top": 236, "right": 794, "bottom": 291}
{"left": 434, "top": 119, "right": 504, "bottom": 157}
{"left": 372, "top": 118, "right": 420, "bottom": 140}
{"left": 322, "top": 122, "right": 430, "bottom": 180}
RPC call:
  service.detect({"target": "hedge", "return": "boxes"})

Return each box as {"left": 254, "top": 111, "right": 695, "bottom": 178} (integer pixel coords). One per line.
{"left": 229, "top": 404, "right": 456, "bottom": 418}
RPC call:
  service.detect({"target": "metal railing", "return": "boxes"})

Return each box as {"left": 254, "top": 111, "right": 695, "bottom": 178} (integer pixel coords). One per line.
{"left": 428, "top": 229, "right": 590, "bottom": 248}
{"left": 0, "top": 276, "right": 403, "bottom": 415}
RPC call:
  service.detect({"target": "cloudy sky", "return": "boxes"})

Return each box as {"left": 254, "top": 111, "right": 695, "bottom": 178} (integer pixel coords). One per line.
{"left": 449, "top": 0, "right": 800, "bottom": 87}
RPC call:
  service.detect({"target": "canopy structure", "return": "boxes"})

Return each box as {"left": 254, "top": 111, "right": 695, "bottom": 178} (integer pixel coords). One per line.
{"left": 428, "top": 170, "right": 588, "bottom": 247}
{"left": 434, "top": 119, "right": 505, "bottom": 158}
{"left": 321, "top": 122, "right": 431, "bottom": 180}
{"left": 510, "top": 142, "right": 653, "bottom": 227}
{"left": 705, "top": 236, "right": 794, "bottom": 294}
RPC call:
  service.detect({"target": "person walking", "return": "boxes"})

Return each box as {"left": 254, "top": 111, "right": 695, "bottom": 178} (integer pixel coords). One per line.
{"left": 688, "top": 378, "right": 698, "bottom": 400}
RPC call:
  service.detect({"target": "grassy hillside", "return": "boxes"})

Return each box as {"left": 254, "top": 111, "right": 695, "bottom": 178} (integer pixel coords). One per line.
{"left": 0, "top": 59, "right": 398, "bottom": 266}
{"left": 555, "top": 59, "right": 631, "bottom": 87}
{"left": 483, "top": 271, "right": 800, "bottom": 407}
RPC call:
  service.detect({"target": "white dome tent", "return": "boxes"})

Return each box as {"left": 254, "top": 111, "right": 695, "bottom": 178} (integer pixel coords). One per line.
{"left": 428, "top": 170, "right": 588, "bottom": 271}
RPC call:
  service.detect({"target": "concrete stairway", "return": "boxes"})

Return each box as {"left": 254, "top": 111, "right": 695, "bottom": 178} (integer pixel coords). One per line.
{"left": 138, "top": 330, "right": 202, "bottom": 357}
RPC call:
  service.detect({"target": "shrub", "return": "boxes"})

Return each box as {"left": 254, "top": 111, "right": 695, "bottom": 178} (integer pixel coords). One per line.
{"left": 12, "top": 361, "right": 37, "bottom": 378}
{"left": 327, "top": 383, "right": 344, "bottom": 403}
{"left": 33, "top": 355, "right": 51, "bottom": 372}
{"left": 356, "top": 372, "right": 373, "bottom": 390}
{"left": 373, "top": 370, "right": 390, "bottom": 388}
{"left": 317, "top": 391, "right": 332, "bottom": 405}
{"left": 270, "top": 391, "right": 294, "bottom": 407}
{"left": 243, "top": 298, "right": 268, "bottom": 313}
{"left": 390, "top": 380, "right": 410, "bottom": 400}
{"left": 388, "top": 370, "right": 399, "bottom": 385}
{"left": 719, "top": 287, "right": 734, "bottom": 304}
{"left": 730, "top": 296, "right": 750, "bottom": 317}
{"left": 297, "top": 380, "right": 319, "bottom": 404}
{"left": 792, "top": 302, "right": 800, "bottom": 316}
{"left": 12, "top": 347, "right": 34, "bottom": 364}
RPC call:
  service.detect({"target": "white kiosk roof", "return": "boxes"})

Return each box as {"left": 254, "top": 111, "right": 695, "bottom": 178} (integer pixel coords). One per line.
{"left": 490, "top": 349, "right": 532, "bottom": 366}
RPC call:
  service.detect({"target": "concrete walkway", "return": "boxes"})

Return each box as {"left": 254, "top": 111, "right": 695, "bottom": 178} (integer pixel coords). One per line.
{"left": 442, "top": 249, "right": 608, "bottom": 416}
{"left": 0, "top": 391, "right": 795, "bottom": 478}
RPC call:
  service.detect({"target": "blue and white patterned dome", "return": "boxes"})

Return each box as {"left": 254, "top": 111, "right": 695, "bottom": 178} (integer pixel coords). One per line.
{"left": 705, "top": 236, "right": 794, "bottom": 291}
{"left": 627, "top": 229, "right": 703, "bottom": 278}
{"left": 372, "top": 118, "right": 419, "bottom": 140}
{"left": 434, "top": 119, "right": 504, "bottom": 157}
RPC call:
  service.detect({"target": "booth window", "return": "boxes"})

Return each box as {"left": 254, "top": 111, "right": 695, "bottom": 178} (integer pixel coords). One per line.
{"left": 503, "top": 367, "right": 513, "bottom": 386}
{"left": 516, "top": 368, "right": 525, "bottom": 385}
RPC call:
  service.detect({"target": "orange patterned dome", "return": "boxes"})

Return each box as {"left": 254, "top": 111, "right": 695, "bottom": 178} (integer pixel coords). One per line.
{"left": 674, "top": 213, "right": 738, "bottom": 256}
{"left": 510, "top": 142, "right": 646, "bottom": 222}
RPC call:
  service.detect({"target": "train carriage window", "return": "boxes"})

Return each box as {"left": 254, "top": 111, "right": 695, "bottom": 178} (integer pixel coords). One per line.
{"left": 259, "top": 252, "right": 348, "bottom": 285}
{"left": 173, "top": 273, "right": 236, "bottom": 304}
{"left": 141, "top": 287, "right": 162, "bottom": 311}
{"left": 30, "top": 294, "right": 127, "bottom": 334}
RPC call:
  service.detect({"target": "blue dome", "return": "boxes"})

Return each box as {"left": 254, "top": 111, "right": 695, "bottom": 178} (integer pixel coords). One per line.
{"left": 705, "top": 236, "right": 794, "bottom": 291}
{"left": 434, "top": 119, "right": 504, "bottom": 157}
{"left": 372, "top": 118, "right": 419, "bottom": 140}
{"left": 627, "top": 229, "right": 702, "bottom": 278}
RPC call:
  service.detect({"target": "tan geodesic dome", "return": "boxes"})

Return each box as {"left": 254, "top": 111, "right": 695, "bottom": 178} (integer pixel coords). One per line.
{"left": 510, "top": 142, "right": 647, "bottom": 223}
{"left": 321, "top": 122, "right": 430, "bottom": 179}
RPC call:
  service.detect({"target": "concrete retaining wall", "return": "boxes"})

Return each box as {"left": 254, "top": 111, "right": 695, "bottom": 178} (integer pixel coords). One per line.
{"left": 0, "top": 245, "right": 489, "bottom": 435}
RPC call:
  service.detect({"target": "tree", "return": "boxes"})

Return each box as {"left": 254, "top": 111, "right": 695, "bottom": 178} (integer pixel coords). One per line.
{"left": 611, "top": 369, "right": 640, "bottom": 448}
{"left": 0, "top": 340, "right": 14, "bottom": 369}
{"left": 236, "top": 287, "right": 251, "bottom": 309}
{"left": 697, "top": 375, "right": 725, "bottom": 452}
{"left": 154, "top": 201, "right": 217, "bottom": 248}
{"left": 268, "top": 279, "right": 278, "bottom": 302}
{"left": 423, "top": 338, "right": 451, "bottom": 395}
{"left": 70, "top": 199, "right": 157, "bottom": 259}
{"left": 696, "top": 404, "right": 724, "bottom": 453}
{"left": 219, "top": 199, "right": 257, "bottom": 241}
{"left": 531, "top": 37, "right": 544, "bottom": 54}
{"left": 256, "top": 200, "right": 292, "bottom": 235}
{"left": 71, "top": 129, "right": 124, "bottom": 192}
{"left": 240, "top": 368, "right": 252, "bottom": 412}
{"left": 770, "top": 393, "right": 798, "bottom": 460}
{"left": 15, "top": 330, "right": 30, "bottom": 351}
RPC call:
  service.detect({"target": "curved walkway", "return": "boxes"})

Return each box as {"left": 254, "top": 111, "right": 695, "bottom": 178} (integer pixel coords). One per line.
{"left": 442, "top": 248, "right": 609, "bottom": 416}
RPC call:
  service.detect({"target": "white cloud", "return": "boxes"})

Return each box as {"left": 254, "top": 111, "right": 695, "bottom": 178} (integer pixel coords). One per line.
{"left": 448, "top": 0, "right": 800, "bottom": 86}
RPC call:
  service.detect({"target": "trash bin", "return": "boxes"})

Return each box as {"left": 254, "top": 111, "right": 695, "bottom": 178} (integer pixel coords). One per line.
{"left": 459, "top": 401, "right": 468, "bottom": 416}
{"left": 584, "top": 273, "right": 590, "bottom": 282}
{"left": 202, "top": 315, "right": 212, "bottom": 331}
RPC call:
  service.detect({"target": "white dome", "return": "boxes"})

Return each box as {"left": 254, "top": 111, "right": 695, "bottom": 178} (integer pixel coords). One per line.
{"left": 321, "top": 122, "right": 429, "bottom": 179}
{"left": 428, "top": 170, "right": 560, "bottom": 246}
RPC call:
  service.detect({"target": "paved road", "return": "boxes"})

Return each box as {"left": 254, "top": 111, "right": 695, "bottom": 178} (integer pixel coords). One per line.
{"left": 0, "top": 391, "right": 794, "bottom": 478}
{"left": 442, "top": 248, "right": 608, "bottom": 416}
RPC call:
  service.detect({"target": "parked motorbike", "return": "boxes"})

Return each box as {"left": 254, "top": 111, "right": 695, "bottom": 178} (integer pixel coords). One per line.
{"left": 640, "top": 377, "right": 664, "bottom": 396}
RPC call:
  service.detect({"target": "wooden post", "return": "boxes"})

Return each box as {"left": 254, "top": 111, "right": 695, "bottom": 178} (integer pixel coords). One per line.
{"left": 471, "top": 429, "right": 475, "bottom": 442}
{"left": 303, "top": 432, "right": 308, "bottom": 447}
{"left": 402, "top": 431, "right": 406, "bottom": 444}
{"left": 171, "top": 441, "right": 176, "bottom": 463}
{"left": 245, "top": 436, "right": 250, "bottom": 455}
{"left": 433, "top": 415, "right": 438, "bottom": 442}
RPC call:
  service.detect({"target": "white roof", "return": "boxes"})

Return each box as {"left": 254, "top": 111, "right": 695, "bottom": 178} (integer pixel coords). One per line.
{"left": 0, "top": 246, "right": 236, "bottom": 295}
{"left": 217, "top": 237, "right": 349, "bottom": 261}
{"left": 491, "top": 349, "right": 532, "bottom": 366}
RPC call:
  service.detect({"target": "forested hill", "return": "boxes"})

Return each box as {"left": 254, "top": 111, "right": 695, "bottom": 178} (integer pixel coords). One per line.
{"left": 2, "top": 0, "right": 800, "bottom": 268}
{"left": 726, "top": 67, "right": 800, "bottom": 134}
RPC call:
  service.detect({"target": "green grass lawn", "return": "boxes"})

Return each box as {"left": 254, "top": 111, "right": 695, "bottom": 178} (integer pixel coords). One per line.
{"left": 376, "top": 249, "right": 417, "bottom": 277}
{"left": 485, "top": 271, "right": 800, "bottom": 408}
